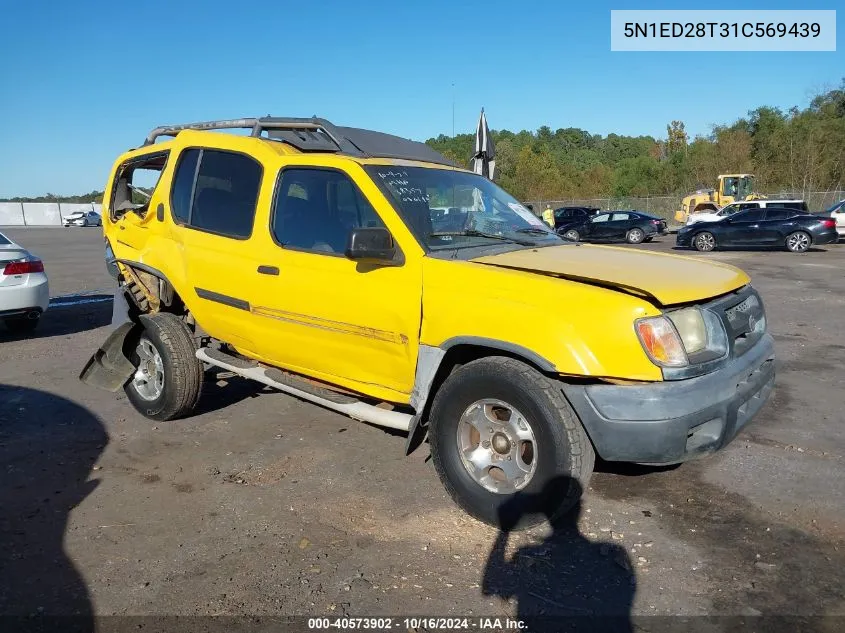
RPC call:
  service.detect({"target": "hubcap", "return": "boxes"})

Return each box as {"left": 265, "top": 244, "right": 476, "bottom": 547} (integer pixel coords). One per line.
{"left": 788, "top": 233, "right": 809, "bottom": 251}
{"left": 456, "top": 399, "right": 538, "bottom": 494}
{"left": 630, "top": 229, "right": 642, "bottom": 241}
{"left": 132, "top": 338, "right": 164, "bottom": 401}
{"left": 564, "top": 230, "right": 578, "bottom": 241}
{"left": 697, "top": 233, "right": 715, "bottom": 250}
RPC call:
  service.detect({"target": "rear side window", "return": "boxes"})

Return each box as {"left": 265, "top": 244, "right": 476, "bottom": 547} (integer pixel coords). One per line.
{"left": 170, "top": 149, "right": 200, "bottom": 224}
{"left": 0, "top": 233, "right": 10, "bottom": 245}
{"left": 765, "top": 209, "right": 796, "bottom": 221}
{"left": 611, "top": 212, "right": 631, "bottom": 221}
{"left": 734, "top": 209, "right": 764, "bottom": 222}
{"left": 169, "top": 149, "right": 262, "bottom": 239}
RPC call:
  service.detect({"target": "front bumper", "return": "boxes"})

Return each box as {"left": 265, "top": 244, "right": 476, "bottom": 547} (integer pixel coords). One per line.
{"left": 0, "top": 274, "right": 49, "bottom": 316}
{"left": 561, "top": 333, "right": 775, "bottom": 464}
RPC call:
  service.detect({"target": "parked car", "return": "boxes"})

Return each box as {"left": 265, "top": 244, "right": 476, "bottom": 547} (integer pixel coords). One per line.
{"left": 677, "top": 207, "right": 838, "bottom": 253}
{"left": 821, "top": 199, "right": 845, "bottom": 237}
{"left": 686, "top": 199, "right": 808, "bottom": 226}
{"left": 63, "top": 210, "right": 102, "bottom": 227}
{"left": 557, "top": 210, "right": 668, "bottom": 244}
{"left": 0, "top": 231, "right": 49, "bottom": 332}
{"left": 80, "top": 116, "right": 775, "bottom": 528}
{"left": 553, "top": 206, "right": 601, "bottom": 230}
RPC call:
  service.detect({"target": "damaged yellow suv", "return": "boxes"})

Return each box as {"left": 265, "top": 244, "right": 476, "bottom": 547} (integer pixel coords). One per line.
{"left": 81, "top": 117, "right": 775, "bottom": 527}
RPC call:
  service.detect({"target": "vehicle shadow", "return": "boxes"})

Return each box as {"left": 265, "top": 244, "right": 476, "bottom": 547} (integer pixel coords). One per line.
{"left": 482, "top": 476, "right": 635, "bottom": 633}
{"left": 671, "top": 246, "right": 829, "bottom": 253}
{"left": 0, "top": 384, "right": 107, "bottom": 632}
{"left": 193, "top": 370, "right": 270, "bottom": 416}
{"left": 594, "top": 458, "right": 681, "bottom": 476}
{"left": 0, "top": 299, "right": 112, "bottom": 341}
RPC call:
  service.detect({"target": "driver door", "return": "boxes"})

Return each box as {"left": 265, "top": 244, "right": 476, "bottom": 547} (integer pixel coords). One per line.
{"left": 586, "top": 212, "right": 612, "bottom": 239}
{"left": 247, "top": 165, "right": 423, "bottom": 401}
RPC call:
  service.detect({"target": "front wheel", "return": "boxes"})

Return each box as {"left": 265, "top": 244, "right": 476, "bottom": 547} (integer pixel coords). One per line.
{"left": 562, "top": 229, "right": 580, "bottom": 242}
{"left": 428, "top": 356, "right": 594, "bottom": 529}
{"left": 124, "top": 313, "right": 202, "bottom": 421}
{"left": 626, "top": 228, "right": 645, "bottom": 244}
{"left": 694, "top": 231, "right": 716, "bottom": 252}
{"left": 785, "top": 231, "right": 811, "bottom": 253}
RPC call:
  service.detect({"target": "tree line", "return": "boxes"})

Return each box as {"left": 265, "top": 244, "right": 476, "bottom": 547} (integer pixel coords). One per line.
{"left": 4, "top": 82, "right": 843, "bottom": 204}
{"left": 426, "top": 81, "right": 845, "bottom": 202}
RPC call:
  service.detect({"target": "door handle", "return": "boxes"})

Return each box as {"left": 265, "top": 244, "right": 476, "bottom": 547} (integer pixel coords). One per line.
{"left": 257, "top": 265, "right": 279, "bottom": 276}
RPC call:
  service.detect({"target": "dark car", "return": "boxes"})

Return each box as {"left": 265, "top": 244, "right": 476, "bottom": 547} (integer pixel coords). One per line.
{"left": 553, "top": 206, "right": 600, "bottom": 230}
{"left": 557, "top": 210, "right": 668, "bottom": 244}
{"left": 676, "top": 207, "right": 838, "bottom": 253}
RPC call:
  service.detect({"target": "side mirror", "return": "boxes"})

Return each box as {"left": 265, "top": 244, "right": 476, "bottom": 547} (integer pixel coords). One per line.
{"left": 345, "top": 227, "right": 397, "bottom": 263}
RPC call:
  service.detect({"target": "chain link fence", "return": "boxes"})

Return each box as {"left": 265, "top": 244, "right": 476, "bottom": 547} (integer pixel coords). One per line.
{"left": 527, "top": 191, "right": 845, "bottom": 224}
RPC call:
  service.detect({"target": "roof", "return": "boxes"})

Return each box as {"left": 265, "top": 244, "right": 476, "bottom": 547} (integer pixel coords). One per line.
{"left": 143, "top": 117, "right": 457, "bottom": 168}
{"left": 717, "top": 173, "right": 754, "bottom": 178}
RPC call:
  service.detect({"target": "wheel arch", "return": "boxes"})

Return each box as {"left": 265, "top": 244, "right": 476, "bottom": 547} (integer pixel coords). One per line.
{"left": 405, "top": 338, "right": 557, "bottom": 455}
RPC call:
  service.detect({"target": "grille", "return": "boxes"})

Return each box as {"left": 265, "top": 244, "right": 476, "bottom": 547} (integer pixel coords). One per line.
{"left": 706, "top": 287, "right": 766, "bottom": 358}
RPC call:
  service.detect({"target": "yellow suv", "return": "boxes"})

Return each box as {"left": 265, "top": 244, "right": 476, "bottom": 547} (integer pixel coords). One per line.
{"left": 81, "top": 117, "right": 775, "bottom": 527}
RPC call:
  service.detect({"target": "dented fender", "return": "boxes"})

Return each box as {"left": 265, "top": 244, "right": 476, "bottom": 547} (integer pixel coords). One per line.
{"left": 78, "top": 287, "right": 140, "bottom": 391}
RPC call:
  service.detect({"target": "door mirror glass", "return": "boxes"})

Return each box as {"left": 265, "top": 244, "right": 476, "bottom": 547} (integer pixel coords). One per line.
{"left": 345, "top": 227, "right": 396, "bottom": 263}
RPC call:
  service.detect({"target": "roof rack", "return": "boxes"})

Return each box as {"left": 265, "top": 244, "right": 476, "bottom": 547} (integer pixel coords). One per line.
{"left": 142, "top": 116, "right": 456, "bottom": 167}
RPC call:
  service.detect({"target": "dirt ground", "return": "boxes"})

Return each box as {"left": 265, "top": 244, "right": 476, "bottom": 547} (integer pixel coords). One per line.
{"left": 1, "top": 228, "right": 844, "bottom": 630}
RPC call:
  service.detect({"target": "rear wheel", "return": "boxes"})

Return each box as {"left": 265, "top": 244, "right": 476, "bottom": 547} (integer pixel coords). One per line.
{"left": 785, "top": 231, "right": 811, "bottom": 253}
{"left": 3, "top": 316, "right": 39, "bottom": 333}
{"left": 428, "top": 356, "right": 594, "bottom": 529}
{"left": 694, "top": 231, "right": 716, "bottom": 252}
{"left": 562, "top": 229, "right": 580, "bottom": 242}
{"left": 626, "top": 228, "right": 645, "bottom": 244}
{"left": 124, "top": 313, "right": 202, "bottom": 421}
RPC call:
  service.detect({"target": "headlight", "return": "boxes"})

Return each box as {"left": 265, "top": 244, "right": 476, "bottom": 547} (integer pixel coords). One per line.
{"left": 668, "top": 308, "right": 707, "bottom": 353}
{"left": 636, "top": 308, "right": 728, "bottom": 369}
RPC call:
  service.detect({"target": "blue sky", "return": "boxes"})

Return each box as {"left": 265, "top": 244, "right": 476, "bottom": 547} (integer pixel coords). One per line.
{"left": 0, "top": 0, "right": 841, "bottom": 197}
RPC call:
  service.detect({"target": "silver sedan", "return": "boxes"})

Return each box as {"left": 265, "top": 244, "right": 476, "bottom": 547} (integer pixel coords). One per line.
{"left": 0, "top": 231, "right": 49, "bottom": 333}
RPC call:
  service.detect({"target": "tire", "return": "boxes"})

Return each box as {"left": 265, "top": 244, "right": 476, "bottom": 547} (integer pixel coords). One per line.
{"left": 694, "top": 231, "right": 716, "bottom": 252}
{"left": 124, "top": 312, "right": 202, "bottom": 421}
{"left": 785, "top": 231, "right": 811, "bottom": 253}
{"left": 626, "top": 228, "right": 645, "bottom": 244}
{"left": 428, "top": 356, "right": 595, "bottom": 530}
{"left": 4, "top": 316, "right": 39, "bottom": 333}
{"left": 562, "top": 229, "right": 580, "bottom": 242}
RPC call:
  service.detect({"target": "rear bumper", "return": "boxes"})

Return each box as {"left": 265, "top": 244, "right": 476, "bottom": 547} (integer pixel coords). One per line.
{"left": 813, "top": 229, "right": 839, "bottom": 245}
{"left": 0, "top": 275, "right": 49, "bottom": 315}
{"left": 561, "top": 333, "right": 775, "bottom": 464}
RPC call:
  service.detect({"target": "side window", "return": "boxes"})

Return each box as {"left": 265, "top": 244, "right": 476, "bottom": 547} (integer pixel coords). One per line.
{"left": 591, "top": 213, "right": 610, "bottom": 223}
{"left": 738, "top": 202, "right": 760, "bottom": 211}
{"left": 170, "top": 149, "right": 200, "bottom": 224}
{"left": 272, "top": 168, "right": 385, "bottom": 255}
{"left": 190, "top": 151, "right": 261, "bottom": 238}
{"left": 611, "top": 212, "right": 630, "bottom": 221}
{"left": 110, "top": 152, "right": 168, "bottom": 220}
{"left": 735, "top": 209, "right": 764, "bottom": 222}
{"left": 764, "top": 209, "right": 793, "bottom": 221}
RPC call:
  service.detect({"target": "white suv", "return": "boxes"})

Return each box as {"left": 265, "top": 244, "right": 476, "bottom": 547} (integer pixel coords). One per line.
{"left": 686, "top": 200, "right": 808, "bottom": 226}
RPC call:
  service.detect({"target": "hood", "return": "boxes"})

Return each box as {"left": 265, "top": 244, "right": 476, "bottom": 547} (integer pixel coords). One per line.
{"left": 471, "top": 244, "right": 749, "bottom": 306}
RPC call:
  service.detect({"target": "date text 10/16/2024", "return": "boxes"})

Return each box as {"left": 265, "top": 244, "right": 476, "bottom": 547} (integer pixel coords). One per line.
{"left": 308, "top": 617, "right": 527, "bottom": 630}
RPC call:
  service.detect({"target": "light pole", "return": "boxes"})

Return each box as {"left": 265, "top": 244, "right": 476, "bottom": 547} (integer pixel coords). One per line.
{"left": 451, "top": 82, "right": 455, "bottom": 137}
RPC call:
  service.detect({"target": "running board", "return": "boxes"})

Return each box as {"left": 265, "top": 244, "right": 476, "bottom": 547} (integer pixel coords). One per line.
{"left": 196, "top": 347, "right": 412, "bottom": 432}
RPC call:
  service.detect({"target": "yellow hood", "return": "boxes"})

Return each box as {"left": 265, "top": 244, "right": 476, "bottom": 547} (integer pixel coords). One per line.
{"left": 472, "top": 244, "right": 749, "bottom": 306}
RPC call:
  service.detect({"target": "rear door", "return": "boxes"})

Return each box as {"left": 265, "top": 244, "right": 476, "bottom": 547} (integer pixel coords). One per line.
{"left": 759, "top": 208, "right": 796, "bottom": 243}
{"left": 167, "top": 148, "right": 266, "bottom": 349}
{"left": 607, "top": 212, "right": 634, "bottom": 238}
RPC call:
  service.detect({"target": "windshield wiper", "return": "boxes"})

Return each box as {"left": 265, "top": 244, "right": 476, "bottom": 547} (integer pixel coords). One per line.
{"left": 514, "top": 227, "right": 557, "bottom": 236}
{"left": 429, "top": 230, "right": 536, "bottom": 247}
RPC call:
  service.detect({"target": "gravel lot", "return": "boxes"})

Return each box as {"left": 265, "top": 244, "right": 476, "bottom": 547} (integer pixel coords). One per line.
{"left": 1, "top": 228, "right": 844, "bottom": 629}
